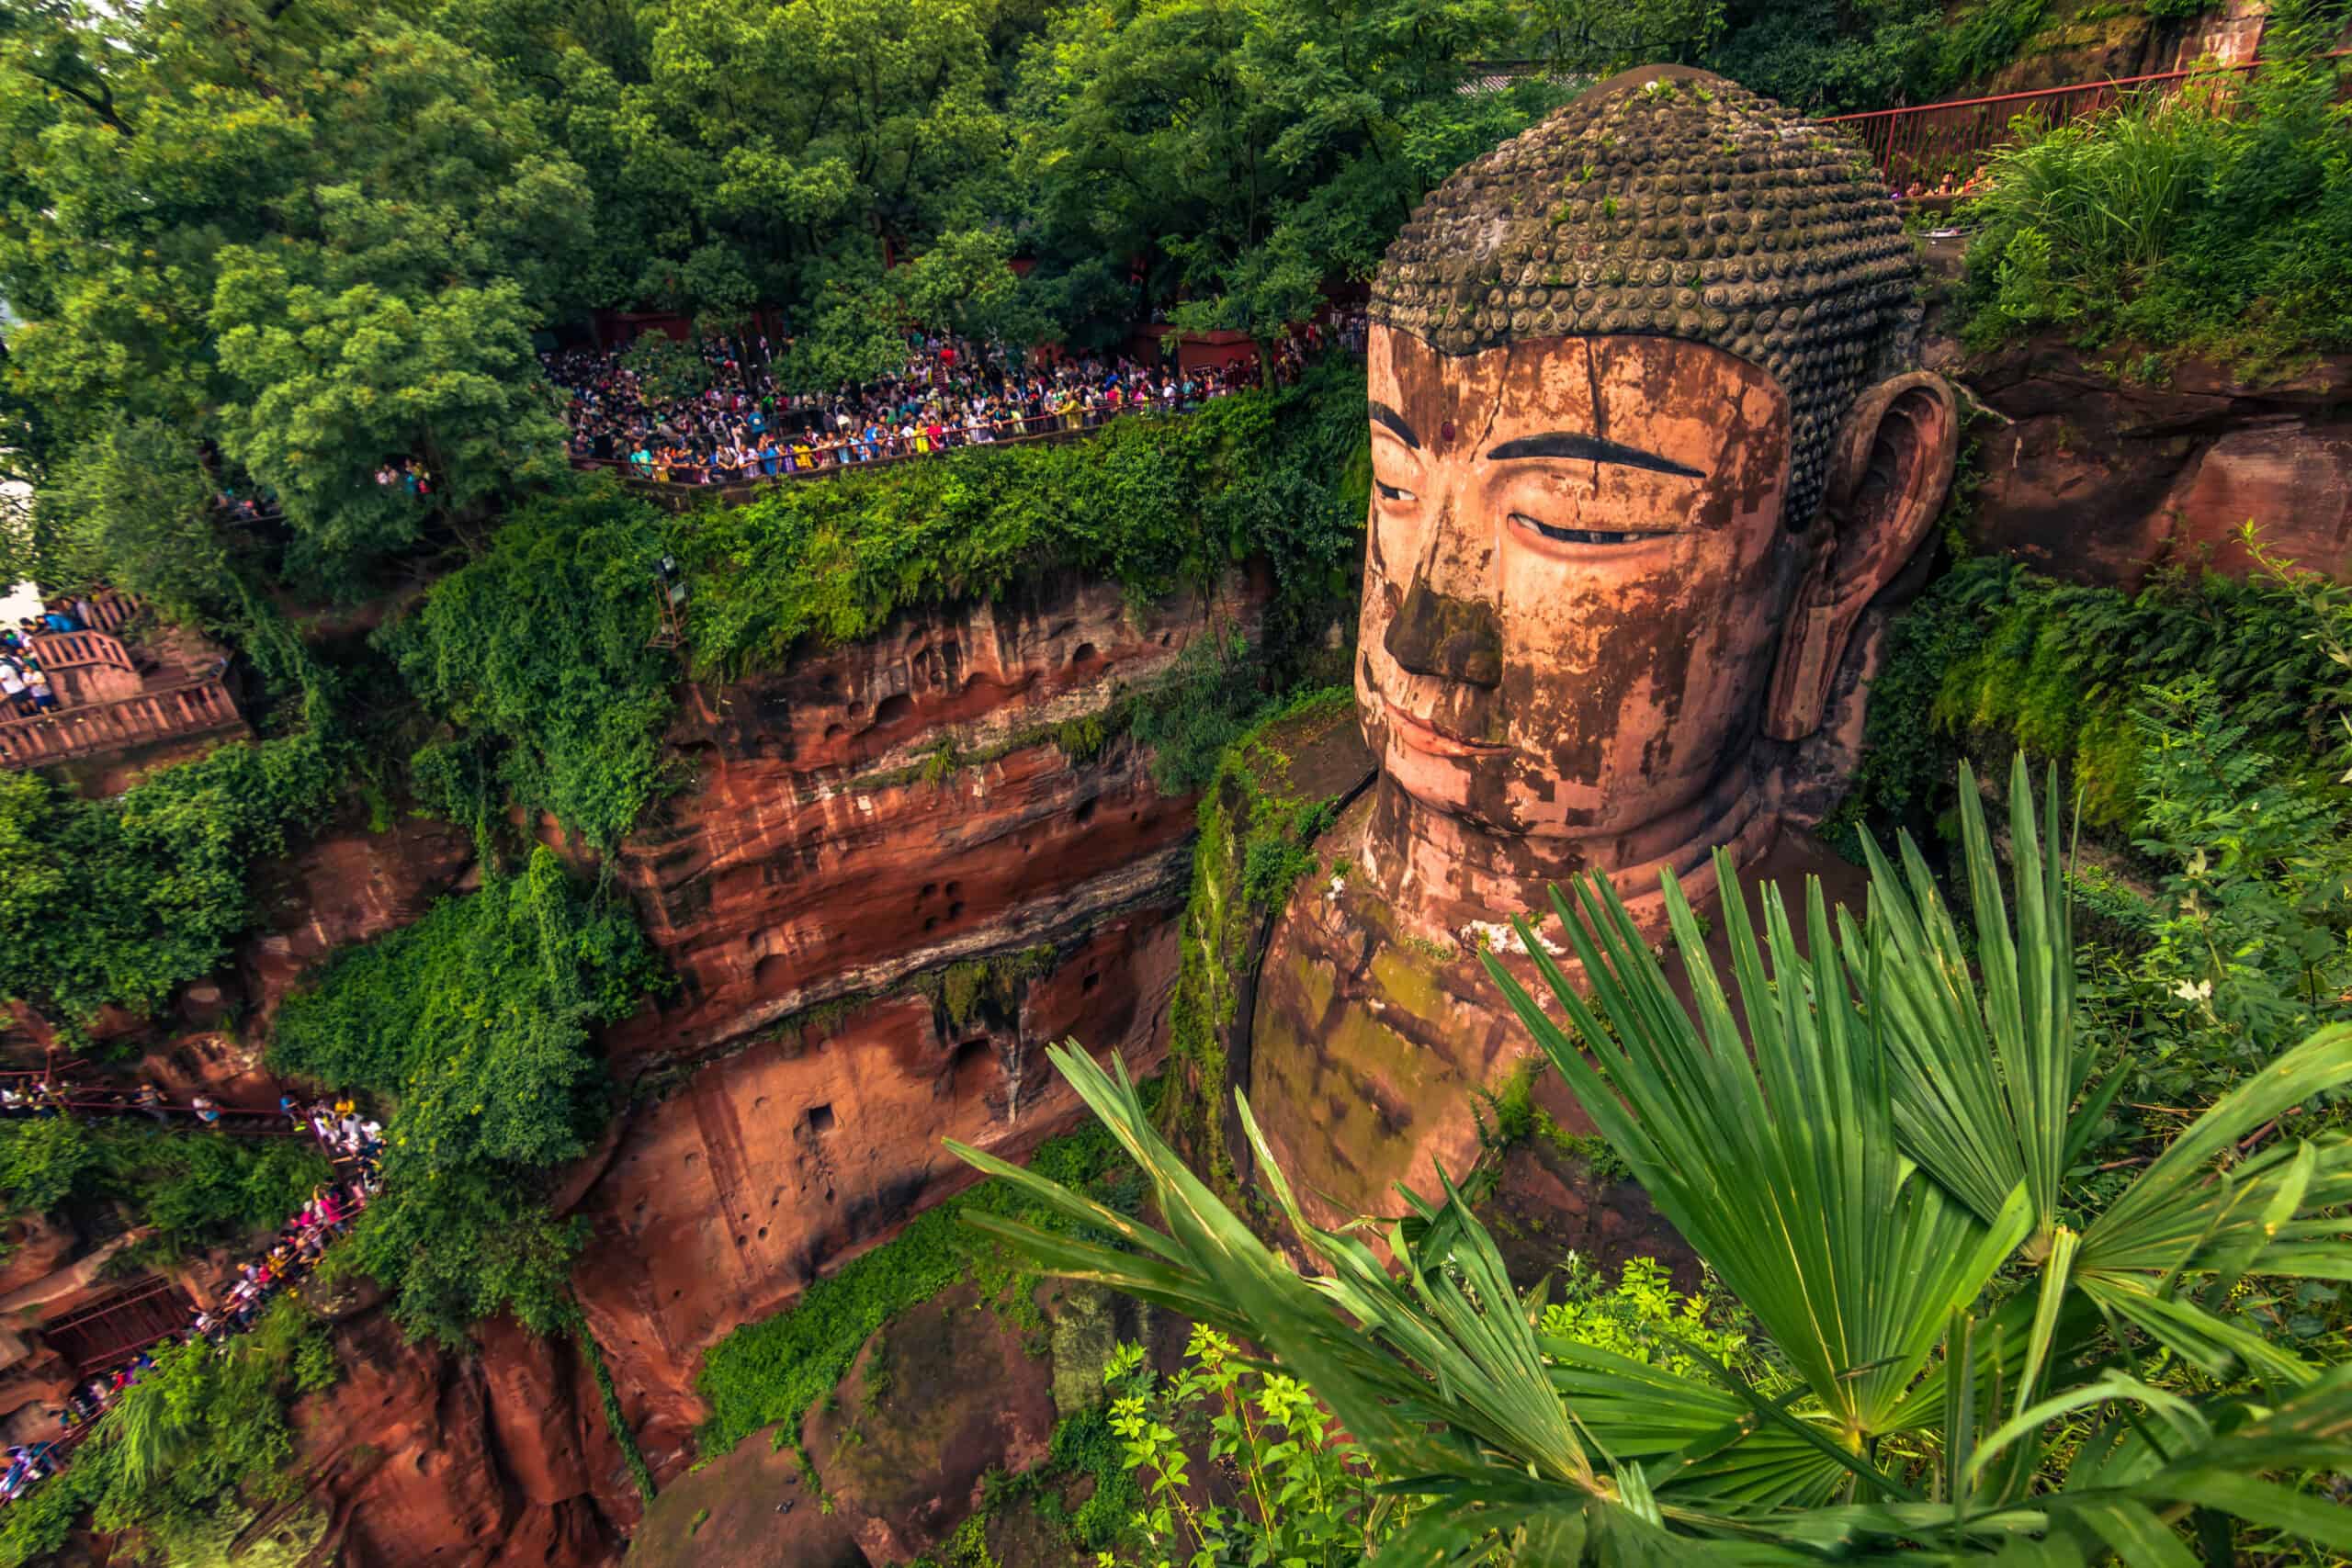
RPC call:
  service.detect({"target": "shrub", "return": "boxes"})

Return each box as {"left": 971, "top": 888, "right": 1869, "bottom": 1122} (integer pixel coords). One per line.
{"left": 1959, "top": 62, "right": 2352, "bottom": 369}
{"left": 1838, "top": 551, "right": 2346, "bottom": 841}
{"left": 270, "top": 847, "right": 667, "bottom": 1343}
{"left": 0, "top": 1117, "right": 327, "bottom": 1257}
{"left": 389, "top": 482, "right": 677, "bottom": 854}
{"left": 0, "top": 734, "right": 341, "bottom": 1030}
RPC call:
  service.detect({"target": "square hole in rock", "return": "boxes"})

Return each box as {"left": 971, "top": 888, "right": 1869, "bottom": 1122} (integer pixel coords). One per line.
{"left": 806, "top": 1103, "right": 837, "bottom": 1134}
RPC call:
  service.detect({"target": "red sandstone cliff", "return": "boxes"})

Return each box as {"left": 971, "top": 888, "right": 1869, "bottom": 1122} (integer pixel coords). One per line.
{"left": 234, "top": 569, "right": 1254, "bottom": 1562}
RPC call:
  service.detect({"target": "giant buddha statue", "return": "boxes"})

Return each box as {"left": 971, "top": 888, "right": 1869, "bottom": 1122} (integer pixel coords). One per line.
{"left": 1245, "top": 65, "right": 1961, "bottom": 1218}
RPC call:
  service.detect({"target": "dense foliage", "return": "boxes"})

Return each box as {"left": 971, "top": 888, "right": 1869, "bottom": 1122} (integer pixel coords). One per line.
{"left": 0, "top": 736, "right": 342, "bottom": 1031}
{"left": 0, "top": 0, "right": 581, "bottom": 592}
{"left": 390, "top": 483, "right": 676, "bottom": 853}
{"left": 958, "top": 762, "right": 2352, "bottom": 1562}
{"left": 1835, "top": 543, "right": 2352, "bottom": 1151}
{"left": 0, "top": 1297, "right": 336, "bottom": 1568}
{"left": 1906, "top": 552, "right": 2345, "bottom": 829}
{"left": 0, "top": 1117, "right": 329, "bottom": 1257}
{"left": 1959, "top": 60, "right": 2352, "bottom": 370}
{"left": 682, "top": 357, "right": 1364, "bottom": 678}
{"left": 269, "top": 848, "right": 667, "bottom": 1344}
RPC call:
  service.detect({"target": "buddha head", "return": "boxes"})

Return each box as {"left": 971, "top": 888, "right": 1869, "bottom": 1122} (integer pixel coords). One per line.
{"left": 1356, "top": 66, "right": 1957, "bottom": 919}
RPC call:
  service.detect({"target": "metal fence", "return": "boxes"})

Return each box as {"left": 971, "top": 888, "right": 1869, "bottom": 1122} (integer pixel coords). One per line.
{"left": 1824, "top": 52, "right": 2347, "bottom": 194}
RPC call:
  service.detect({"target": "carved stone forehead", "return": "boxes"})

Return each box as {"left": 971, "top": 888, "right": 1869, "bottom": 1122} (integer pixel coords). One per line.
{"left": 1370, "top": 64, "right": 1920, "bottom": 527}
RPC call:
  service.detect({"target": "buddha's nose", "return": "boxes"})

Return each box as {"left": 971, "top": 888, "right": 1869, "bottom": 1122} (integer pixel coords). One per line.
{"left": 1385, "top": 575, "right": 1501, "bottom": 688}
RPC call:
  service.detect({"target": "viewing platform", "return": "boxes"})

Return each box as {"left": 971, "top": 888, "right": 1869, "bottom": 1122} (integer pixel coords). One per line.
{"left": 569, "top": 393, "right": 1223, "bottom": 512}
{"left": 0, "top": 595, "right": 248, "bottom": 786}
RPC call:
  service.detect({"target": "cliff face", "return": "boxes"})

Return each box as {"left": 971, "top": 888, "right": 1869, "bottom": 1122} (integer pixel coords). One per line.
{"left": 565, "top": 569, "right": 1248, "bottom": 1439}
{"left": 1935, "top": 339, "right": 2352, "bottom": 589}
{"left": 254, "top": 569, "right": 1250, "bottom": 1558}
{"left": 601, "top": 568, "right": 1237, "bottom": 1064}
{"left": 290, "top": 1305, "right": 642, "bottom": 1568}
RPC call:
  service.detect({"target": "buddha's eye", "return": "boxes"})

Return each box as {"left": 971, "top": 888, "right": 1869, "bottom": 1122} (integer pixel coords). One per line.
{"left": 1374, "top": 481, "right": 1418, "bottom": 504}
{"left": 1512, "top": 513, "right": 1658, "bottom": 547}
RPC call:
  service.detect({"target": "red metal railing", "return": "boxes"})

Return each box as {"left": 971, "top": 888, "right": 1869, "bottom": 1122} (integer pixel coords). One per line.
{"left": 1825, "top": 51, "right": 2349, "bottom": 193}
{"left": 43, "top": 1277, "right": 194, "bottom": 1375}
{"left": 74, "top": 592, "right": 145, "bottom": 637}
{"left": 0, "top": 679, "right": 242, "bottom": 769}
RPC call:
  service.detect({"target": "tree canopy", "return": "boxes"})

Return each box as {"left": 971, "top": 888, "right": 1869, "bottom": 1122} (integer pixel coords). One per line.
{"left": 0, "top": 0, "right": 1990, "bottom": 595}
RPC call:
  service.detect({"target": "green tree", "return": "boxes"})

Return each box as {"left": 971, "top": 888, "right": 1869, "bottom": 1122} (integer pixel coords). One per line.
{"left": 1014, "top": 0, "right": 1559, "bottom": 362}
{"left": 955, "top": 758, "right": 2352, "bottom": 1562}
{"left": 0, "top": 0, "right": 593, "bottom": 588}
{"left": 389, "top": 481, "right": 677, "bottom": 853}
{"left": 18, "top": 414, "right": 227, "bottom": 621}
{"left": 0, "top": 737, "right": 341, "bottom": 1032}
{"left": 269, "top": 848, "right": 667, "bottom": 1344}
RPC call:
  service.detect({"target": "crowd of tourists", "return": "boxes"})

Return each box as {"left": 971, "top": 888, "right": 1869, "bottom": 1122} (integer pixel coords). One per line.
{"left": 549, "top": 315, "right": 1363, "bottom": 487}
{"left": 0, "top": 1078, "right": 384, "bottom": 1506}
{"left": 0, "top": 599, "right": 103, "bottom": 722}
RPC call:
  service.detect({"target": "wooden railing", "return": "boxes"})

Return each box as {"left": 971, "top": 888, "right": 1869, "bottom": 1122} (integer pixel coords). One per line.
{"left": 0, "top": 680, "right": 242, "bottom": 769}
{"left": 76, "top": 591, "right": 145, "bottom": 636}
{"left": 26, "top": 630, "right": 137, "bottom": 678}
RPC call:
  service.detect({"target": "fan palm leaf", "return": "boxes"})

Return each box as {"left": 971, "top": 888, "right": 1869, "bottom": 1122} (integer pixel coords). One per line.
{"left": 1483, "top": 860, "right": 2030, "bottom": 1448}
{"left": 945, "top": 760, "right": 2352, "bottom": 1563}
{"left": 1839, "top": 754, "right": 2092, "bottom": 1246}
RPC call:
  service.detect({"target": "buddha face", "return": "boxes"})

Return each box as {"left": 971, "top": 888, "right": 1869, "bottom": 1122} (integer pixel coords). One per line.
{"left": 1359, "top": 325, "right": 1803, "bottom": 841}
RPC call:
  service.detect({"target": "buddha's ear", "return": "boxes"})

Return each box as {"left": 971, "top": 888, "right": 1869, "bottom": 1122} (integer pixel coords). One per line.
{"left": 1764, "top": 372, "right": 1959, "bottom": 740}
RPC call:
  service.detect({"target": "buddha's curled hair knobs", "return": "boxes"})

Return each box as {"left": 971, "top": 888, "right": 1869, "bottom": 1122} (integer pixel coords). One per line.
{"left": 1369, "top": 64, "right": 1921, "bottom": 529}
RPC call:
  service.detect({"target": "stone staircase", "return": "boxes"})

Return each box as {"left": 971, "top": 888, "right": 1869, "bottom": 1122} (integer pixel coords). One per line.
{"left": 0, "top": 594, "right": 247, "bottom": 773}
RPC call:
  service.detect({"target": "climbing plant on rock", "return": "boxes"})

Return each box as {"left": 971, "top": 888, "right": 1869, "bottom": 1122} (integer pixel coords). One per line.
{"left": 270, "top": 847, "right": 669, "bottom": 1345}
{"left": 0, "top": 735, "right": 342, "bottom": 1032}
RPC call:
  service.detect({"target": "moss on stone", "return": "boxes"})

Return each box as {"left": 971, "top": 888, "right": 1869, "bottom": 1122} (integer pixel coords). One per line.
{"left": 1154, "top": 688, "right": 1361, "bottom": 1198}
{"left": 913, "top": 944, "right": 1057, "bottom": 1032}
{"left": 1045, "top": 1283, "right": 1121, "bottom": 1416}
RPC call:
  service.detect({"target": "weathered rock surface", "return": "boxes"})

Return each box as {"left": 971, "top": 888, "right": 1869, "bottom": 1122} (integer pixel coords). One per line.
{"left": 571, "top": 905, "right": 1179, "bottom": 1436}
{"left": 603, "top": 570, "right": 1249, "bottom": 1064}
{"left": 291, "top": 1307, "right": 642, "bottom": 1568}
{"left": 619, "top": 1418, "right": 864, "bottom": 1568}
{"left": 1957, "top": 340, "right": 2352, "bottom": 588}
{"left": 800, "top": 1282, "right": 1058, "bottom": 1563}
{"left": 559, "top": 573, "right": 1240, "bottom": 1444}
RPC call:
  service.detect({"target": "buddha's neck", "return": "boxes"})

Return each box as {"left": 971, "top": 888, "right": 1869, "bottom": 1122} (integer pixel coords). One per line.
{"left": 1357, "top": 766, "right": 1779, "bottom": 950}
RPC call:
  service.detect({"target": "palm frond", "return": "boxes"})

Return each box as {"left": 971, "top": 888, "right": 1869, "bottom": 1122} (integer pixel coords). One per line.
{"left": 1482, "top": 860, "right": 2028, "bottom": 1443}
{"left": 1841, "top": 753, "right": 2086, "bottom": 1245}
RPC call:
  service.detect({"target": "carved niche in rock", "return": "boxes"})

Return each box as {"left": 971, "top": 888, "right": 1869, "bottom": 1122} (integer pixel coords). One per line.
{"left": 1249, "top": 67, "right": 1962, "bottom": 1218}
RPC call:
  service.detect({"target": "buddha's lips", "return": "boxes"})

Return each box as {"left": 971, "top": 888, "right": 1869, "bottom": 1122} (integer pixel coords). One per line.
{"left": 1384, "top": 699, "right": 1509, "bottom": 760}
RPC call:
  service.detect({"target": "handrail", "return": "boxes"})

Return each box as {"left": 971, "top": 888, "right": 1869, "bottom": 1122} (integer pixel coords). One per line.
{"left": 0, "top": 678, "right": 241, "bottom": 769}
{"left": 25, "top": 631, "right": 137, "bottom": 676}
{"left": 575, "top": 394, "right": 1217, "bottom": 494}
{"left": 1823, "top": 51, "right": 2350, "bottom": 189}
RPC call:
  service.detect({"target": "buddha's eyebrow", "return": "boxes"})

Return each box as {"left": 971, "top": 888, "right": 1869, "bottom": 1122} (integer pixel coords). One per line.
{"left": 1367, "top": 400, "right": 1419, "bottom": 449}
{"left": 1486, "top": 431, "right": 1703, "bottom": 478}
